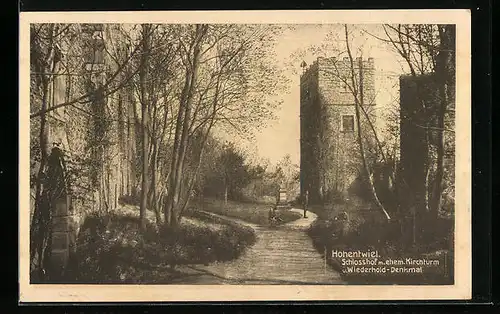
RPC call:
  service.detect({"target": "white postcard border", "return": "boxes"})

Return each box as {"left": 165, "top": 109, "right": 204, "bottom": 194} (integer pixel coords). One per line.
{"left": 19, "top": 9, "right": 472, "bottom": 302}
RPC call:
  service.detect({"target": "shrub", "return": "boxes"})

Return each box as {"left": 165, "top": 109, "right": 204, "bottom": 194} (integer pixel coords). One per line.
{"left": 307, "top": 210, "right": 454, "bottom": 284}
{"left": 66, "top": 211, "right": 256, "bottom": 283}
{"left": 118, "top": 194, "right": 141, "bottom": 206}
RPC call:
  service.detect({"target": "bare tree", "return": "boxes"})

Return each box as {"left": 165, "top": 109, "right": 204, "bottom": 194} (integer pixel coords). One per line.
{"left": 30, "top": 24, "right": 287, "bottom": 237}
{"left": 30, "top": 23, "right": 60, "bottom": 277}
{"left": 138, "top": 24, "right": 152, "bottom": 231}
{"left": 342, "top": 25, "right": 391, "bottom": 220}
{"left": 162, "top": 24, "right": 209, "bottom": 226}
{"left": 158, "top": 24, "right": 286, "bottom": 227}
{"left": 431, "top": 25, "right": 455, "bottom": 219}
{"left": 381, "top": 24, "right": 456, "bottom": 228}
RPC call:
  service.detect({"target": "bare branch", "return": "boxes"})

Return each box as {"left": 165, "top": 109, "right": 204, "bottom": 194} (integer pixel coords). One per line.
{"left": 29, "top": 25, "right": 155, "bottom": 119}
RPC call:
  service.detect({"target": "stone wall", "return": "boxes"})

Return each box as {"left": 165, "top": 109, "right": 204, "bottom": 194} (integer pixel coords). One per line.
{"left": 321, "top": 104, "right": 358, "bottom": 195}
{"left": 399, "top": 75, "right": 432, "bottom": 214}
{"left": 317, "top": 57, "right": 376, "bottom": 105}
{"left": 37, "top": 24, "right": 138, "bottom": 276}
{"left": 398, "top": 74, "right": 456, "bottom": 214}
{"left": 299, "top": 62, "right": 322, "bottom": 203}
{"left": 50, "top": 195, "right": 74, "bottom": 276}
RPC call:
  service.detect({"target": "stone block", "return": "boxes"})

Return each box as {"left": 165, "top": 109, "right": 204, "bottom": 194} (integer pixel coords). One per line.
{"left": 50, "top": 249, "right": 69, "bottom": 269}
{"left": 68, "top": 232, "right": 77, "bottom": 254}
{"left": 53, "top": 199, "right": 69, "bottom": 216}
{"left": 52, "top": 232, "right": 69, "bottom": 251}
{"left": 52, "top": 195, "right": 72, "bottom": 217}
{"left": 52, "top": 216, "right": 70, "bottom": 232}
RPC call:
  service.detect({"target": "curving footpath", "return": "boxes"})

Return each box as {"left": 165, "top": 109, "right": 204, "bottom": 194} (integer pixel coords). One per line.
{"left": 174, "top": 208, "right": 344, "bottom": 285}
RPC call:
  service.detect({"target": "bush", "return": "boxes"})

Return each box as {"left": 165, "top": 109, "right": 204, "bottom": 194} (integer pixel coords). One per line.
{"left": 118, "top": 194, "right": 141, "bottom": 206}
{"left": 307, "top": 210, "right": 454, "bottom": 284}
{"left": 158, "top": 218, "right": 256, "bottom": 265}
{"left": 66, "top": 211, "right": 256, "bottom": 283}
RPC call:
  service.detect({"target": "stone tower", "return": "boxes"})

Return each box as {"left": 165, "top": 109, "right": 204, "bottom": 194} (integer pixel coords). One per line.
{"left": 300, "top": 57, "right": 376, "bottom": 204}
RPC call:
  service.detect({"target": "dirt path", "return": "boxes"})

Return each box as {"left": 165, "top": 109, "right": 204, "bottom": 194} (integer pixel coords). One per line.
{"left": 175, "top": 208, "right": 343, "bottom": 285}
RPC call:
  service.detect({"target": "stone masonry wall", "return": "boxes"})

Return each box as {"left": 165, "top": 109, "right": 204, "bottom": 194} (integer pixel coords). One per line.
{"left": 317, "top": 57, "right": 376, "bottom": 106}
{"left": 319, "top": 57, "right": 376, "bottom": 200}
{"left": 42, "top": 24, "right": 137, "bottom": 276}
{"left": 300, "top": 56, "right": 377, "bottom": 203}
{"left": 300, "top": 62, "right": 322, "bottom": 203}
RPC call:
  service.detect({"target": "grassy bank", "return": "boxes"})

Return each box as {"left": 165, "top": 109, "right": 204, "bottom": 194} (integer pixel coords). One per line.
{"left": 60, "top": 205, "right": 256, "bottom": 284}
{"left": 196, "top": 198, "right": 302, "bottom": 226}
{"left": 307, "top": 203, "right": 454, "bottom": 285}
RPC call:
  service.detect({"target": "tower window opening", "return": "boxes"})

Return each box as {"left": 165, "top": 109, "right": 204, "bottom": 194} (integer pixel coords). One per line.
{"left": 341, "top": 115, "right": 355, "bottom": 132}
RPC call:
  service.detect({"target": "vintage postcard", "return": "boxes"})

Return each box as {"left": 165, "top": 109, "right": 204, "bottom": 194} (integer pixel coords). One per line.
{"left": 19, "top": 9, "right": 471, "bottom": 302}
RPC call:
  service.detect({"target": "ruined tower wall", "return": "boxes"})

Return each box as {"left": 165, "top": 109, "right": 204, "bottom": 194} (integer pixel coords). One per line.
{"left": 300, "top": 57, "right": 377, "bottom": 204}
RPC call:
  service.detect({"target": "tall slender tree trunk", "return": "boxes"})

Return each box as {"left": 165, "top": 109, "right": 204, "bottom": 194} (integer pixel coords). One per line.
{"left": 129, "top": 102, "right": 138, "bottom": 198}
{"left": 164, "top": 62, "right": 192, "bottom": 224}
{"left": 224, "top": 178, "right": 228, "bottom": 205}
{"left": 430, "top": 25, "right": 455, "bottom": 219}
{"left": 31, "top": 80, "right": 50, "bottom": 270}
{"left": 164, "top": 76, "right": 189, "bottom": 225}
{"left": 31, "top": 24, "right": 57, "bottom": 274}
{"left": 147, "top": 140, "right": 156, "bottom": 208}
{"left": 344, "top": 25, "right": 390, "bottom": 221}
{"left": 139, "top": 24, "right": 151, "bottom": 231}
{"left": 150, "top": 139, "right": 162, "bottom": 225}
{"left": 178, "top": 124, "right": 214, "bottom": 217}
{"left": 164, "top": 25, "right": 206, "bottom": 227}
{"left": 147, "top": 101, "right": 159, "bottom": 211}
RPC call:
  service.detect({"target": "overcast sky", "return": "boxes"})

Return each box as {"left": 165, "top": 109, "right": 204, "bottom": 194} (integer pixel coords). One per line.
{"left": 223, "top": 24, "right": 409, "bottom": 168}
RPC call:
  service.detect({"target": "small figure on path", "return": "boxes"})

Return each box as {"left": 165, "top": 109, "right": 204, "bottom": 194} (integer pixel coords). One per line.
{"left": 268, "top": 206, "right": 276, "bottom": 226}
{"left": 302, "top": 190, "right": 309, "bottom": 218}
{"left": 268, "top": 205, "right": 283, "bottom": 227}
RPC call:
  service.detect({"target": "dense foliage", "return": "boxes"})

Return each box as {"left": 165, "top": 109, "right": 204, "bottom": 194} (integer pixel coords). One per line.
{"left": 61, "top": 210, "right": 256, "bottom": 283}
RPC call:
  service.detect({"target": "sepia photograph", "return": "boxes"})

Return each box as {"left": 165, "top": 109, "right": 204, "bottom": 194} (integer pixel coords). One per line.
{"left": 19, "top": 10, "right": 471, "bottom": 302}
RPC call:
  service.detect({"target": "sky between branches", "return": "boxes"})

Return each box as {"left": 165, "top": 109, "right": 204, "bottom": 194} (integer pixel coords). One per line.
{"left": 217, "top": 24, "right": 410, "bottom": 168}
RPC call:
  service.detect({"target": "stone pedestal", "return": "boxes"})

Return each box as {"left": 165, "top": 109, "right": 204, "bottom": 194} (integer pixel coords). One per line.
{"left": 50, "top": 194, "right": 73, "bottom": 277}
